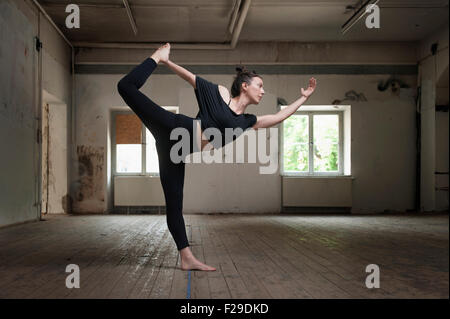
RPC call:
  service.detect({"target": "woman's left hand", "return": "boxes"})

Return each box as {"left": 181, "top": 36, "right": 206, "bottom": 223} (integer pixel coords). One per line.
{"left": 301, "top": 77, "right": 317, "bottom": 98}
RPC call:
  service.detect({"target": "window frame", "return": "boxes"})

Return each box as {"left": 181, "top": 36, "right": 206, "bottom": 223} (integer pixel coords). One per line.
{"left": 112, "top": 107, "right": 179, "bottom": 177}
{"left": 280, "top": 109, "right": 344, "bottom": 177}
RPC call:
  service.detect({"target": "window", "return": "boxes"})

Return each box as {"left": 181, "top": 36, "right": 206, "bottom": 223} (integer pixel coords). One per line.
{"left": 115, "top": 113, "right": 143, "bottom": 173}
{"left": 113, "top": 107, "right": 178, "bottom": 175}
{"left": 281, "top": 109, "right": 344, "bottom": 176}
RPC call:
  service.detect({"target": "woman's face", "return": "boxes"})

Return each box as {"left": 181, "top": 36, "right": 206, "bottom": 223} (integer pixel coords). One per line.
{"left": 243, "top": 77, "right": 265, "bottom": 104}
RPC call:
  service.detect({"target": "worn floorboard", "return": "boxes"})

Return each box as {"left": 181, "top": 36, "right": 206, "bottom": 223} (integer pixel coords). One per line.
{"left": 0, "top": 213, "right": 447, "bottom": 299}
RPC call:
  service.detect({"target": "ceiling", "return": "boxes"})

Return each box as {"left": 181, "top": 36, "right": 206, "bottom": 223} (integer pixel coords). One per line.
{"left": 38, "top": 0, "right": 449, "bottom": 45}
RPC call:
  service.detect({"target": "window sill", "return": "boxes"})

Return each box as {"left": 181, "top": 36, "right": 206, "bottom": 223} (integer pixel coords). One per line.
{"left": 282, "top": 175, "right": 354, "bottom": 179}
{"left": 114, "top": 174, "right": 160, "bottom": 178}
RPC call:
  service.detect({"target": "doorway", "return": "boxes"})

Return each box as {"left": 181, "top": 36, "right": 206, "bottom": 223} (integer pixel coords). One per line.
{"left": 41, "top": 90, "right": 68, "bottom": 215}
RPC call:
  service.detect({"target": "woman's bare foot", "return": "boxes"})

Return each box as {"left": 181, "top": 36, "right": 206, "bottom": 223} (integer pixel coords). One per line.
{"left": 179, "top": 247, "right": 216, "bottom": 271}
{"left": 151, "top": 43, "right": 170, "bottom": 64}
{"left": 181, "top": 256, "right": 216, "bottom": 271}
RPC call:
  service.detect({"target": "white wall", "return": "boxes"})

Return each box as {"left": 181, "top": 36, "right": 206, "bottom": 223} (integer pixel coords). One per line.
{"left": 283, "top": 177, "right": 352, "bottom": 207}
{"left": 73, "top": 41, "right": 420, "bottom": 213}
{"left": 75, "top": 67, "right": 417, "bottom": 214}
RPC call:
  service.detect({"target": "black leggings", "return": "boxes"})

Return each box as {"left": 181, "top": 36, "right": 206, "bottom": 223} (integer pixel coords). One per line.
{"left": 117, "top": 58, "right": 197, "bottom": 251}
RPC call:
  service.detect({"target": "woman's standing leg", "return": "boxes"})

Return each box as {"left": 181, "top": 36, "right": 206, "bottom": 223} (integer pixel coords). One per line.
{"left": 156, "top": 137, "right": 215, "bottom": 271}
{"left": 155, "top": 136, "right": 190, "bottom": 251}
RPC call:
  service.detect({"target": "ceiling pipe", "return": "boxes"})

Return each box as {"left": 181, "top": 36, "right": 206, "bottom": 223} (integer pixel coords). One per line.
{"left": 122, "top": 0, "right": 138, "bottom": 35}
{"left": 72, "top": 42, "right": 232, "bottom": 50}
{"left": 73, "top": 0, "right": 252, "bottom": 50}
{"left": 230, "top": 0, "right": 251, "bottom": 48}
{"left": 228, "top": 0, "right": 241, "bottom": 34}
{"left": 341, "top": 0, "right": 379, "bottom": 35}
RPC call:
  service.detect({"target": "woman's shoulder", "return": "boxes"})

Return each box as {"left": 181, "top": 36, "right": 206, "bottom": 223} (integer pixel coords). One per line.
{"left": 218, "top": 85, "right": 230, "bottom": 104}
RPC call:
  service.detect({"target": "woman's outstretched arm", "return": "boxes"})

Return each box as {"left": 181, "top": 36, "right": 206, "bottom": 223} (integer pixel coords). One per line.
{"left": 163, "top": 60, "right": 196, "bottom": 89}
{"left": 252, "top": 77, "right": 317, "bottom": 129}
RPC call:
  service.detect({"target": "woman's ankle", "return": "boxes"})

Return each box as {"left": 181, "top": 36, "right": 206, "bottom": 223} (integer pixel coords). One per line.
{"left": 150, "top": 54, "right": 160, "bottom": 64}
{"left": 179, "top": 247, "right": 193, "bottom": 259}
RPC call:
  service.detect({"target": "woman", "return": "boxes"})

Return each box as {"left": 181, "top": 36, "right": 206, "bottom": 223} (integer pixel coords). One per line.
{"left": 117, "top": 43, "right": 317, "bottom": 271}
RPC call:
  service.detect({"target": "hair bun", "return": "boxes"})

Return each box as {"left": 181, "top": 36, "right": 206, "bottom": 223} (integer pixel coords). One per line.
{"left": 236, "top": 66, "right": 250, "bottom": 74}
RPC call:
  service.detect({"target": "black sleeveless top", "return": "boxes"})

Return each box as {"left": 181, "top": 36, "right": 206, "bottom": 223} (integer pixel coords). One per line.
{"left": 194, "top": 76, "right": 257, "bottom": 149}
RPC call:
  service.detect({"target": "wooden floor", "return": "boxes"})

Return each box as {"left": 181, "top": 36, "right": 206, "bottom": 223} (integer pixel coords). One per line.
{"left": 0, "top": 213, "right": 448, "bottom": 299}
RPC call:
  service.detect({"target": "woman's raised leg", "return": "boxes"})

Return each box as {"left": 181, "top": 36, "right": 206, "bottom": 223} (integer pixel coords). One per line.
{"left": 117, "top": 45, "right": 175, "bottom": 138}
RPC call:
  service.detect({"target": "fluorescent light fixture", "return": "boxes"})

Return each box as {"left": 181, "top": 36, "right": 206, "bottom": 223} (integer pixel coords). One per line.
{"left": 341, "top": 0, "right": 379, "bottom": 35}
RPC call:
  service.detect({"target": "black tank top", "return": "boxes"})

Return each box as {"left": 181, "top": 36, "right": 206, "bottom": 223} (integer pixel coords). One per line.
{"left": 194, "top": 76, "right": 257, "bottom": 149}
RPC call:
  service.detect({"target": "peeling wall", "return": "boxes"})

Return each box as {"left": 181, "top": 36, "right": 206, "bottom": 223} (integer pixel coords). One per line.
{"left": 73, "top": 145, "right": 105, "bottom": 213}
{"left": 0, "top": 0, "right": 72, "bottom": 227}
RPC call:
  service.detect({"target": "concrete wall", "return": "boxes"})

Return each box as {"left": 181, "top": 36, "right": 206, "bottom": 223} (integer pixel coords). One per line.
{"left": 0, "top": 0, "right": 72, "bottom": 227}
{"left": 74, "top": 42, "right": 418, "bottom": 214}
{"left": 0, "top": 0, "right": 38, "bottom": 226}
{"left": 417, "top": 22, "right": 449, "bottom": 212}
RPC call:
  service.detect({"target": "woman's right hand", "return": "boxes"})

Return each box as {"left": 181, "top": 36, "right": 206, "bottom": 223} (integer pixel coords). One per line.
{"left": 301, "top": 77, "right": 317, "bottom": 98}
